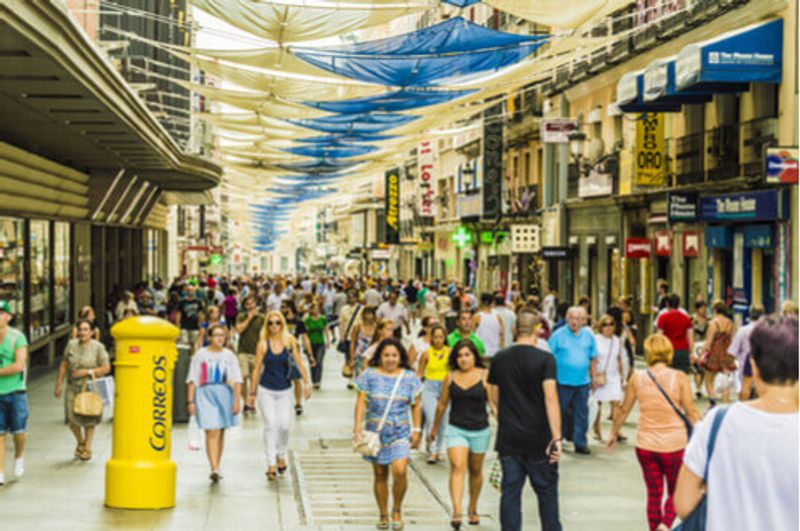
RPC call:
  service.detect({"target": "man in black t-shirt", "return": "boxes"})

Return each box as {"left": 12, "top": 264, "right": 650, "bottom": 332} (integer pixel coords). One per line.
{"left": 488, "top": 309, "right": 562, "bottom": 531}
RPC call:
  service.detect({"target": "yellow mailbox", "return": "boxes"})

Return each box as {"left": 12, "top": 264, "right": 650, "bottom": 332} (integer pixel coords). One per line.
{"left": 105, "top": 316, "right": 180, "bottom": 509}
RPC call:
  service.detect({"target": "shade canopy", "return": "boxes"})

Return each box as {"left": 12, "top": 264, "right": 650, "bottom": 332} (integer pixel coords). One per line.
{"left": 643, "top": 58, "right": 715, "bottom": 105}
{"left": 616, "top": 70, "right": 682, "bottom": 113}
{"left": 303, "top": 88, "right": 476, "bottom": 113}
{"left": 676, "top": 18, "right": 783, "bottom": 92}
{"left": 293, "top": 17, "right": 547, "bottom": 86}
{"left": 288, "top": 112, "right": 419, "bottom": 134}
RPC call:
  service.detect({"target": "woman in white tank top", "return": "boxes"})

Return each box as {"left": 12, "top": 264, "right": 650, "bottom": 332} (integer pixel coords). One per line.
{"left": 473, "top": 294, "right": 504, "bottom": 358}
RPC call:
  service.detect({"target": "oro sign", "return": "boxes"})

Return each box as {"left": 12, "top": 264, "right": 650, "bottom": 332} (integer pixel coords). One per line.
{"left": 635, "top": 113, "right": 666, "bottom": 186}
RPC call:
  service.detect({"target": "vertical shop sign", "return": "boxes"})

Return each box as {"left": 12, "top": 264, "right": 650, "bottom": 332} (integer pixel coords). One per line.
{"left": 482, "top": 104, "right": 503, "bottom": 219}
{"left": 635, "top": 112, "right": 666, "bottom": 186}
{"left": 384, "top": 167, "right": 400, "bottom": 244}
{"left": 683, "top": 231, "right": 700, "bottom": 258}
{"left": 417, "top": 141, "right": 436, "bottom": 218}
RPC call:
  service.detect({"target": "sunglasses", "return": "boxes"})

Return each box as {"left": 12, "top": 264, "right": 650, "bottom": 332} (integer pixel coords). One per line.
{"left": 268, "top": 320, "right": 282, "bottom": 326}
{"left": 602, "top": 323, "right": 614, "bottom": 328}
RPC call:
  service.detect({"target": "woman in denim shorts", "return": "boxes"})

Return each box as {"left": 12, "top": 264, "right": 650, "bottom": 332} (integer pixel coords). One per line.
{"left": 429, "top": 339, "right": 496, "bottom": 529}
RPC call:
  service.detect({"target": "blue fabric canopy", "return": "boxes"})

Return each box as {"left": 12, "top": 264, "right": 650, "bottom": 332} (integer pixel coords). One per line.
{"left": 643, "top": 58, "right": 716, "bottom": 105}
{"left": 292, "top": 17, "right": 547, "bottom": 86}
{"left": 442, "top": 0, "right": 481, "bottom": 6}
{"left": 297, "top": 134, "right": 396, "bottom": 144}
{"left": 288, "top": 113, "right": 418, "bottom": 135}
{"left": 676, "top": 18, "right": 783, "bottom": 92}
{"left": 616, "top": 71, "right": 682, "bottom": 113}
{"left": 283, "top": 143, "right": 377, "bottom": 158}
{"left": 277, "top": 158, "right": 357, "bottom": 174}
{"left": 303, "top": 88, "right": 476, "bottom": 113}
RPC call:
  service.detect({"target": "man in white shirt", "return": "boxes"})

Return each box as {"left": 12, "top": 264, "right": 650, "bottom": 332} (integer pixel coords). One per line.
{"left": 492, "top": 293, "right": 516, "bottom": 348}
{"left": 473, "top": 293, "right": 504, "bottom": 358}
{"left": 376, "top": 290, "right": 409, "bottom": 339}
{"left": 266, "top": 285, "right": 287, "bottom": 313}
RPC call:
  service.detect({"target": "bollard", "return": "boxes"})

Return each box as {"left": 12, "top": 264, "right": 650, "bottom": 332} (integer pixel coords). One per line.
{"left": 105, "top": 316, "right": 180, "bottom": 509}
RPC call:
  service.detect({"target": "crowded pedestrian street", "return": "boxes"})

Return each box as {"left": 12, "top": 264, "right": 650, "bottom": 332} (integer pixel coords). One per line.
{"left": 3, "top": 334, "right": 653, "bottom": 530}
{"left": 0, "top": 0, "right": 798, "bottom": 529}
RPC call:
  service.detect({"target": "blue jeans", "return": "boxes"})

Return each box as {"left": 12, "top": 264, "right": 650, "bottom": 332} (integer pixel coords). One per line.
{"left": 421, "top": 379, "right": 448, "bottom": 455}
{"left": 500, "top": 455, "right": 562, "bottom": 531}
{"left": 557, "top": 384, "right": 590, "bottom": 449}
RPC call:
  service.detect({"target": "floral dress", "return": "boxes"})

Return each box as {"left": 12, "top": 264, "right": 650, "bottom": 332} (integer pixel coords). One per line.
{"left": 355, "top": 368, "right": 423, "bottom": 465}
{"left": 352, "top": 330, "right": 372, "bottom": 378}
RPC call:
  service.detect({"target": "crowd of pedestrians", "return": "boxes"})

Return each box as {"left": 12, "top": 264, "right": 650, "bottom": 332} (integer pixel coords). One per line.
{"left": 0, "top": 272, "right": 796, "bottom": 531}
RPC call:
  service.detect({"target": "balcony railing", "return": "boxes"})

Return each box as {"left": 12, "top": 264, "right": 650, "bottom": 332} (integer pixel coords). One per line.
{"left": 705, "top": 124, "right": 739, "bottom": 181}
{"left": 740, "top": 116, "right": 778, "bottom": 177}
{"left": 673, "top": 132, "right": 704, "bottom": 185}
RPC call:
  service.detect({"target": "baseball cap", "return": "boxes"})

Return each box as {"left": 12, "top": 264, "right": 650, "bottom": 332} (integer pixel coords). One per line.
{"left": 0, "top": 301, "right": 11, "bottom": 314}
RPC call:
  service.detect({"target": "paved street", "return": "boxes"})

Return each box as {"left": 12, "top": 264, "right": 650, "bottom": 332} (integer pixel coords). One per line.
{"left": 1, "top": 344, "right": 649, "bottom": 530}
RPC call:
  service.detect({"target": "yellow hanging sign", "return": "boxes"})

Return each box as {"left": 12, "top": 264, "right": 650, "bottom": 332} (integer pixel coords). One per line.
{"left": 635, "top": 113, "right": 666, "bottom": 186}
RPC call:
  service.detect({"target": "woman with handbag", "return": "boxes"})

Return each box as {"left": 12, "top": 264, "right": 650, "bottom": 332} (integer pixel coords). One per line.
{"left": 186, "top": 324, "right": 242, "bottom": 482}
{"left": 353, "top": 338, "right": 423, "bottom": 530}
{"left": 674, "top": 315, "right": 798, "bottom": 531}
{"left": 700, "top": 301, "right": 736, "bottom": 406}
{"left": 249, "top": 311, "right": 311, "bottom": 481}
{"left": 606, "top": 334, "right": 700, "bottom": 531}
{"left": 591, "top": 315, "right": 625, "bottom": 443}
{"left": 349, "top": 307, "right": 378, "bottom": 381}
{"left": 282, "top": 301, "right": 311, "bottom": 416}
{"left": 54, "top": 319, "right": 111, "bottom": 461}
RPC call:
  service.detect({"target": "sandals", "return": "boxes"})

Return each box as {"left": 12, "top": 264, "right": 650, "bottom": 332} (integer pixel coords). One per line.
{"left": 209, "top": 471, "right": 221, "bottom": 483}
{"left": 74, "top": 444, "right": 84, "bottom": 460}
{"left": 450, "top": 514, "right": 463, "bottom": 530}
{"left": 295, "top": 404, "right": 303, "bottom": 416}
{"left": 79, "top": 448, "right": 92, "bottom": 461}
{"left": 277, "top": 458, "right": 287, "bottom": 475}
{"left": 266, "top": 467, "right": 278, "bottom": 481}
{"left": 468, "top": 512, "right": 480, "bottom": 526}
{"left": 391, "top": 510, "right": 404, "bottom": 530}
{"left": 376, "top": 515, "right": 390, "bottom": 530}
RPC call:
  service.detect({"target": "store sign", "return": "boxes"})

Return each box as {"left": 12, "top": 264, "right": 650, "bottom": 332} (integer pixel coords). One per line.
{"left": 542, "top": 118, "right": 579, "bottom": 143}
{"left": 625, "top": 237, "right": 652, "bottom": 259}
{"left": 451, "top": 226, "right": 473, "bottom": 248}
{"left": 578, "top": 167, "right": 614, "bottom": 198}
{"left": 700, "top": 190, "right": 785, "bottom": 222}
{"left": 683, "top": 231, "right": 700, "bottom": 257}
{"left": 654, "top": 230, "right": 672, "bottom": 256}
{"left": 765, "top": 147, "right": 798, "bottom": 184}
{"left": 510, "top": 224, "right": 540, "bottom": 253}
{"left": 371, "top": 249, "right": 391, "bottom": 260}
{"left": 456, "top": 192, "right": 483, "bottom": 219}
{"left": 417, "top": 141, "right": 436, "bottom": 217}
{"left": 384, "top": 167, "right": 400, "bottom": 244}
{"left": 541, "top": 246, "right": 572, "bottom": 260}
{"left": 635, "top": 113, "right": 666, "bottom": 186}
{"left": 668, "top": 192, "right": 699, "bottom": 223}
{"left": 482, "top": 104, "right": 503, "bottom": 219}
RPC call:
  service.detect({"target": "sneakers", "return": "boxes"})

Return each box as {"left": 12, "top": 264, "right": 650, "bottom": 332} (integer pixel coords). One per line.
{"left": 14, "top": 458, "right": 24, "bottom": 478}
{"left": 575, "top": 446, "right": 592, "bottom": 455}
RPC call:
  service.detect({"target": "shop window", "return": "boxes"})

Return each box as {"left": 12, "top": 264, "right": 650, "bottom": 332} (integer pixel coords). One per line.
{"left": 29, "top": 220, "right": 50, "bottom": 342}
{"left": 54, "top": 222, "right": 71, "bottom": 329}
{"left": 0, "top": 217, "right": 24, "bottom": 327}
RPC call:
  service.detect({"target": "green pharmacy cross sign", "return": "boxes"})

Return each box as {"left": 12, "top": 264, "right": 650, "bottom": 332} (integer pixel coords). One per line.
{"left": 452, "top": 226, "right": 473, "bottom": 248}
{"left": 210, "top": 253, "right": 223, "bottom": 265}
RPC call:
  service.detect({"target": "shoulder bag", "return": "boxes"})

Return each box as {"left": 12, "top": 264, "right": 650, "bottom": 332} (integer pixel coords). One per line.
{"left": 338, "top": 304, "right": 362, "bottom": 355}
{"left": 674, "top": 406, "right": 730, "bottom": 531}
{"left": 74, "top": 371, "right": 104, "bottom": 417}
{"left": 353, "top": 371, "right": 404, "bottom": 457}
{"left": 595, "top": 337, "right": 615, "bottom": 387}
{"left": 646, "top": 369, "right": 693, "bottom": 437}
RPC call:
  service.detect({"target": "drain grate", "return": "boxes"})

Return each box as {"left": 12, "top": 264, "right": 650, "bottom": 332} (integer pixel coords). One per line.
{"left": 293, "top": 439, "right": 448, "bottom": 527}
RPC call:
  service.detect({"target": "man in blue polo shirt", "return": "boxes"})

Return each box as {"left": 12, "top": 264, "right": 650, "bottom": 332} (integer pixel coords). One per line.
{"left": 548, "top": 306, "right": 597, "bottom": 455}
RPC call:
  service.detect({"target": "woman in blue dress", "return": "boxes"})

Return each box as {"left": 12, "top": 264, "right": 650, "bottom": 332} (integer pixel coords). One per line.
{"left": 187, "top": 324, "right": 242, "bottom": 483}
{"left": 354, "top": 338, "right": 423, "bottom": 531}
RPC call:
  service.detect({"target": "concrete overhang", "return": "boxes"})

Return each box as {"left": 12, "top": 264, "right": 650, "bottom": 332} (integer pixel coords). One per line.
{"left": 0, "top": 0, "right": 221, "bottom": 191}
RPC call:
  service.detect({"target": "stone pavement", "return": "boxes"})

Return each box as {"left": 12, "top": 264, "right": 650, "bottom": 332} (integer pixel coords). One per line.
{"left": 0, "top": 343, "right": 650, "bottom": 530}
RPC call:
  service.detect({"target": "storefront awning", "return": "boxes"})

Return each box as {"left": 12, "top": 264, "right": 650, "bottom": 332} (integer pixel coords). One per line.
{"left": 615, "top": 70, "right": 682, "bottom": 113}
{"left": 643, "top": 57, "right": 717, "bottom": 105}
{"left": 676, "top": 18, "right": 783, "bottom": 92}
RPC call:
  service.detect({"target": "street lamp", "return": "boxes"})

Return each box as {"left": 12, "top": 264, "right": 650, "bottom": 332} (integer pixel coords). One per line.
{"left": 568, "top": 130, "right": 587, "bottom": 160}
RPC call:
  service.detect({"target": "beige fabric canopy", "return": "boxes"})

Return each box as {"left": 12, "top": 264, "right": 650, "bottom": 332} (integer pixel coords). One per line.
{"left": 191, "top": 0, "right": 434, "bottom": 43}
{"left": 483, "top": 0, "right": 632, "bottom": 29}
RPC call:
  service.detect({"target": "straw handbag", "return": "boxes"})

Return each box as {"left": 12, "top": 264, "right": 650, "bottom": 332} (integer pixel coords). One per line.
{"left": 73, "top": 372, "right": 103, "bottom": 417}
